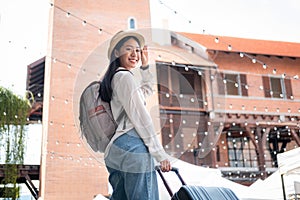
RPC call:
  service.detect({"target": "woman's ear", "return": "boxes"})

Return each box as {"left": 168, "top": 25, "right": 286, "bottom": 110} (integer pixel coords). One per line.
{"left": 114, "top": 49, "right": 119, "bottom": 58}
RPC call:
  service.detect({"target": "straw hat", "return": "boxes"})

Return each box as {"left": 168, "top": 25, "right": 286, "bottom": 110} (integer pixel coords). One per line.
{"left": 107, "top": 30, "right": 145, "bottom": 59}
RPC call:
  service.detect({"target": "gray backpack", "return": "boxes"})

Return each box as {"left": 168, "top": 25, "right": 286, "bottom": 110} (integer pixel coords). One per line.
{"left": 79, "top": 70, "right": 127, "bottom": 152}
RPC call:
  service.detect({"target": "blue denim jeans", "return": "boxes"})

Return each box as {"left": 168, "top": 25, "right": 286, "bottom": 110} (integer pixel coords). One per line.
{"left": 105, "top": 128, "right": 159, "bottom": 200}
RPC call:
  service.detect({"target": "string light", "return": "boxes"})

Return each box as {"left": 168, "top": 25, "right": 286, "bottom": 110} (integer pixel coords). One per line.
{"left": 263, "top": 63, "right": 267, "bottom": 69}
{"left": 50, "top": 2, "right": 112, "bottom": 35}
{"left": 227, "top": 45, "right": 232, "bottom": 51}
{"left": 159, "top": 0, "right": 192, "bottom": 24}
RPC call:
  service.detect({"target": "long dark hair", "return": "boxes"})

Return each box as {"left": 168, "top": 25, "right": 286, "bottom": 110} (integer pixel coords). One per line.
{"left": 100, "top": 36, "right": 140, "bottom": 102}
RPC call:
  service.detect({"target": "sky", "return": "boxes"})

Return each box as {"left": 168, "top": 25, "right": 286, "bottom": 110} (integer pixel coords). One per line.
{"left": 0, "top": 0, "right": 49, "bottom": 96}
{"left": 151, "top": 0, "right": 300, "bottom": 42}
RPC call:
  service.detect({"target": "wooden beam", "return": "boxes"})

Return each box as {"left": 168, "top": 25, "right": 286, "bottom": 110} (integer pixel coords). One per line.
{"left": 290, "top": 129, "right": 300, "bottom": 146}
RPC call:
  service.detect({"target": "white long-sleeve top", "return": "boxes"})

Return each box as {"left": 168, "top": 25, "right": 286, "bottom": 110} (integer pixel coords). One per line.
{"left": 104, "top": 66, "right": 169, "bottom": 162}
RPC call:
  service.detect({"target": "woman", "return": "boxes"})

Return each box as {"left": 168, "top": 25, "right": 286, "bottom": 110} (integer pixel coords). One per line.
{"left": 100, "top": 30, "right": 171, "bottom": 200}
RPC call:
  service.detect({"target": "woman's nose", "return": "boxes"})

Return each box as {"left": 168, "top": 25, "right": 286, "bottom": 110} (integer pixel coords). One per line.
{"left": 131, "top": 49, "right": 138, "bottom": 56}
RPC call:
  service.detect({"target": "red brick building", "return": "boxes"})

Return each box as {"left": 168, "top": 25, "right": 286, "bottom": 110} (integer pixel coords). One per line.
{"left": 157, "top": 32, "right": 300, "bottom": 185}
{"left": 26, "top": 0, "right": 300, "bottom": 199}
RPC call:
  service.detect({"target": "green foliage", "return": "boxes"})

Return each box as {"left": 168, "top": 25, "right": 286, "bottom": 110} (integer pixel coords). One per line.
{"left": 0, "top": 86, "right": 31, "bottom": 199}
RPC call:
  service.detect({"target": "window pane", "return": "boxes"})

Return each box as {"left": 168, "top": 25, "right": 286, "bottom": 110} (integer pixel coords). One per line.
{"left": 270, "top": 77, "right": 282, "bottom": 98}
{"left": 240, "top": 74, "right": 248, "bottom": 96}
{"left": 179, "top": 73, "right": 195, "bottom": 94}
{"left": 129, "top": 18, "right": 135, "bottom": 29}
{"left": 227, "top": 136, "right": 257, "bottom": 167}
{"left": 225, "top": 74, "right": 239, "bottom": 95}
{"left": 284, "top": 78, "right": 293, "bottom": 99}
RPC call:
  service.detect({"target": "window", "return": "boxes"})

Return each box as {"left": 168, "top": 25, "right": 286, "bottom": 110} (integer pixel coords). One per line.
{"left": 219, "top": 73, "right": 248, "bottom": 96}
{"left": 128, "top": 17, "right": 136, "bottom": 29}
{"left": 225, "top": 74, "right": 239, "bottom": 95}
{"left": 227, "top": 137, "right": 257, "bottom": 167}
{"left": 156, "top": 62, "right": 204, "bottom": 108}
{"left": 262, "top": 76, "right": 293, "bottom": 99}
{"left": 179, "top": 73, "right": 195, "bottom": 95}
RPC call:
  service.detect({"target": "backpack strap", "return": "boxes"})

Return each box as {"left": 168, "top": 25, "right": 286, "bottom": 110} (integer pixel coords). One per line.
{"left": 110, "top": 69, "right": 132, "bottom": 130}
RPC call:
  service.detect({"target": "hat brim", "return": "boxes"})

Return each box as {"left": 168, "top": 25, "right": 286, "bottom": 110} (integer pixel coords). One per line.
{"left": 107, "top": 30, "right": 145, "bottom": 59}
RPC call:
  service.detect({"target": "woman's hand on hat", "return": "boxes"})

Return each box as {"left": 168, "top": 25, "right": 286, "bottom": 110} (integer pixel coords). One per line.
{"left": 141, "top": 45, "right": 149, "bottom": 67}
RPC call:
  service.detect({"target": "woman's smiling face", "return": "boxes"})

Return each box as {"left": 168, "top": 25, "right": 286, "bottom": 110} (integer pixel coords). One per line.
{"left": 115, "top": 38, "right": 141, "bottom": 70}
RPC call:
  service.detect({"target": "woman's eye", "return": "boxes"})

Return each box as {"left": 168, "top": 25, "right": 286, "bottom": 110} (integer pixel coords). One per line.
{"left": 124, "top": 47, "right": 141, "bottom": 53}
{"left": 125, "top": 47, "right": 134, "bottom": 51}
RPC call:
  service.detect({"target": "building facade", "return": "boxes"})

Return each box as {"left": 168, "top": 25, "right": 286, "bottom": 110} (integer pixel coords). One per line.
{"left": 156, "top": 32, "right": 300, "bottom": 185}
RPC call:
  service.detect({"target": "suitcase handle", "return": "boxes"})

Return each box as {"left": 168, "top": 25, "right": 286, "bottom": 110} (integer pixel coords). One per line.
{"left": 155, "top": 166, "right": 186, "bottom": 197}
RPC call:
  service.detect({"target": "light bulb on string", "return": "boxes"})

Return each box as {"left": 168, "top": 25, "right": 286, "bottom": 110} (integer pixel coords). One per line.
{"left": 228, "top": 45, "right": 232, "bottom": 51}
{"left": 66, "top": 12, "right": 71, "bottom": 18}
{"left": 273, "top": 69, "right": 277, "bottom": 74}
{"left": 82, "top": 20, "right": 87, "bottom": 26}
{"left": 98, "top": 29, "right": 103, "bottom": 34}
{"left": 214, "top": 37, "right": 219, "bottom": 43}
{"left": 252, "top": 58, "right": 256, "bottom": 63}
{"left": 239, "top": 52, "right": 244, "bottom": 57}
{"left": 263, "top": 63, "right": 267, "bottom": 69}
